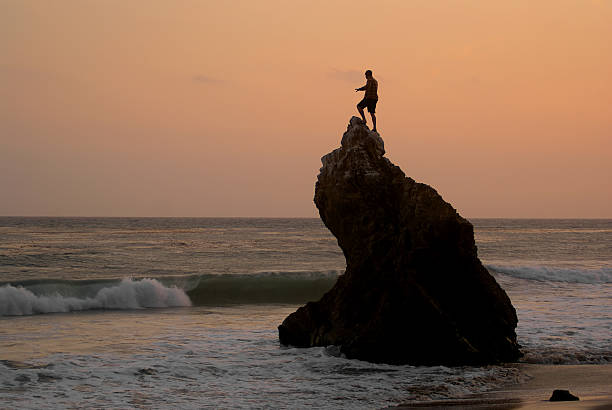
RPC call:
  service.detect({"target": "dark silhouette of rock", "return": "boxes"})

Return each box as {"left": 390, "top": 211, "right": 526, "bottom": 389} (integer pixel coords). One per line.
{"left": 278, "top": 117, "right": 522, "bottom": 366}
{"left": 550, "top": 390, "right": 579, "bottom": 401}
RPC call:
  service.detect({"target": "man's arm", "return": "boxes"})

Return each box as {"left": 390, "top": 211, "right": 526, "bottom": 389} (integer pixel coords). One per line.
{"left": 355, "top": 84, "right": 366, "bottom": 91}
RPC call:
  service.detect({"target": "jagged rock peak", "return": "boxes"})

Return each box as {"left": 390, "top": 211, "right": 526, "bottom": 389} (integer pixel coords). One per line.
{"left": 341, "top": 116, "right": 384, "bottom": 155}
{"left": 319, "top": 117, "right": 386, "bottom": 181}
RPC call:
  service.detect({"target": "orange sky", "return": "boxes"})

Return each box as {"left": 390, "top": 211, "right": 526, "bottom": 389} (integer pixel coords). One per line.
{"left": 1, "top": 0, "right": 611, "bottom": 217}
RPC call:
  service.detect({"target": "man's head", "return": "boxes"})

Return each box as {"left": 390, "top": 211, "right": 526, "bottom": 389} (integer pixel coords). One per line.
{"left": 365, "top": 70, "right": 373, "bottom": 78}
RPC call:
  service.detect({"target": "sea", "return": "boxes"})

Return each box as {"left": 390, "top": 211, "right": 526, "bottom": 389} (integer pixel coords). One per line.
{"left": 1, "top": 217, "right": 610, "bottom": 409}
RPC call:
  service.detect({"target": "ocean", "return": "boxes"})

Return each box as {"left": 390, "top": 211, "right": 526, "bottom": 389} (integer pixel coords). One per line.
{"left": 1, "top": 217, "right": 610, "bottom": 408}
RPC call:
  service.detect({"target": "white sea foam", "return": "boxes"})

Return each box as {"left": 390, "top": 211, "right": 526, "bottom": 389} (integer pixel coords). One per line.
{"left": 0, "top": 306, "right": 528, "bottom": 409}
{"left": 487, "top": 264, "right": 612, "bottom": 284}
{"left": 520, "top": 347, "right": 611, "bottom": 364}
{"left": 0, "top": 278, "right": 191, "bottom": 316}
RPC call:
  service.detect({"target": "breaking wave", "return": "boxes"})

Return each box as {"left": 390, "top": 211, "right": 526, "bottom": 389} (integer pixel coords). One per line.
{"left": 487, "top": 264, "right": 612, "bottom": 284}
{"left": 0, "top": 278, "right": 191, "bottom": 316}
{"left": 0, "top": 270, "right": 341, "bottom": 316}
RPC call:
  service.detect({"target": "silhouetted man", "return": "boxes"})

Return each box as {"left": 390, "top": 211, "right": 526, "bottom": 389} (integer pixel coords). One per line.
{"left": 355, "top": 70, "right": 378, "bottom": 132}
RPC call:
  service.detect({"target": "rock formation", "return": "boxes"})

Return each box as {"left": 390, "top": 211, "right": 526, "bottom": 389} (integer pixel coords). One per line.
{"left": 278, "top": 117, "right": 522, "bottom": 366}
{"left": 550, "top": 390, "right": 579, "bottom": 402}
{"left": 548, "top": 390, "right": 580, "bottom": 401}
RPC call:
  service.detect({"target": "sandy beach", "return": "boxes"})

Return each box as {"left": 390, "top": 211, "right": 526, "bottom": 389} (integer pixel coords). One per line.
{"left": 398, "top": 364, "right": 612, "bottom": 409}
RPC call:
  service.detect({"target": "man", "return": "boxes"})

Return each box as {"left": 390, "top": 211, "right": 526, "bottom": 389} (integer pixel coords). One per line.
{"left": 355, "top": 70, "right": 378, "bottom": 132}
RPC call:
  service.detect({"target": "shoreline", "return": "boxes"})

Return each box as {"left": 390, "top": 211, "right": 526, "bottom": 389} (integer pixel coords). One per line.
{"left": 397, "top": 363, "right": 612, "bottom": 409}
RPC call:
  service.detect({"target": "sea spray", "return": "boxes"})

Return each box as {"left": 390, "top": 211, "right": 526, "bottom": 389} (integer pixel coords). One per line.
{"left": 0, "top": 278, "right": 191, "bottom": 316}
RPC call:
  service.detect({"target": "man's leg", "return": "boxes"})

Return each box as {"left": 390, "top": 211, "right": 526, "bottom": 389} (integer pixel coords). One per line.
{"left": 357, "top": 105, "right": 366, "bottom": 124}
{"left": 371, "top": 113, "right": 377, "bottom": 132}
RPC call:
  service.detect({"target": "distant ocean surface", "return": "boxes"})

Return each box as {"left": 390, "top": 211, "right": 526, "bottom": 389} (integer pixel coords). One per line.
{"left": 1, "top": 217, "right": 611, "bottom": 408}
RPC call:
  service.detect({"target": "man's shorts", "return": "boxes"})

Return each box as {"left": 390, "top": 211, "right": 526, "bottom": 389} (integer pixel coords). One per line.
{"left": 357, "top": 97, "right": 378, "bottom": 113}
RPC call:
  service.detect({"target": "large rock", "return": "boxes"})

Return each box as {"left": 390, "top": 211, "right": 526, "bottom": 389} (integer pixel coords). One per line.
{"left": 278, "top": 117, "right": 522, "bottom": 366}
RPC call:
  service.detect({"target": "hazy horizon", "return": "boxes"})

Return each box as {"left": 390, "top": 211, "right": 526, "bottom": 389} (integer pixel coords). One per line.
{"left": 2, "top": 1, "right": 611, "bottom": 218}
{"left": 2, "top": 215, "right": 611, "bottom": 221}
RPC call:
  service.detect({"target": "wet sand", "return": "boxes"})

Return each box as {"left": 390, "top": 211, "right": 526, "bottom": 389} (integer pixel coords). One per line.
{"left": 397, "top": 364, "right": 612, "bottom": 409}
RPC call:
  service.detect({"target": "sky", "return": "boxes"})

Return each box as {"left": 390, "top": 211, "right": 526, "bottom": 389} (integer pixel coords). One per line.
{"left": 1, "top": 0, "right": 611, "bottom": 218}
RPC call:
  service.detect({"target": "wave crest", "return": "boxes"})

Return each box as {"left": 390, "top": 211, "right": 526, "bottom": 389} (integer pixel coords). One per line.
{"left": 0, "top": 278, "right": 191, "bottom": 316}
{"left": 0, "top": 270, "right": 341, "bottom": 315}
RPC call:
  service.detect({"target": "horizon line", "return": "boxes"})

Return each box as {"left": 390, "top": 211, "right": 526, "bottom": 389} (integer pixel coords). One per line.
{"left": 1, "top": 215, "right": 611, "bottom": 220}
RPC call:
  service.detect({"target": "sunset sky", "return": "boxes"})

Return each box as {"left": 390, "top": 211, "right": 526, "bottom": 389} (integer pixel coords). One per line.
{"left": 2, "top": 0, "right": 611, "bottom": 218}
